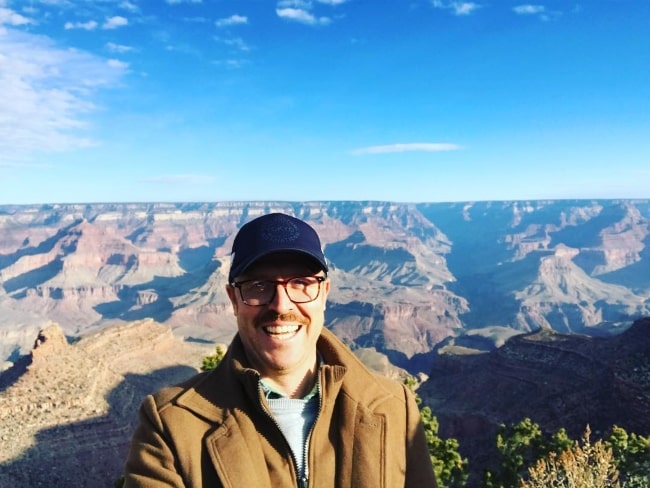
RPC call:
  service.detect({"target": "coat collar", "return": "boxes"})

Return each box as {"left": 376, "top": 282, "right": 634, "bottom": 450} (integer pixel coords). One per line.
{"left": 174, "top": 327, "right": 387, "bottom": 422}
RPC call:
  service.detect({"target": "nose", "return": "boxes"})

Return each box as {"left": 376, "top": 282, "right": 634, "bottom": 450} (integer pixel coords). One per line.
{"left": 267, "top": 282, "right": 294, "bottom": 311}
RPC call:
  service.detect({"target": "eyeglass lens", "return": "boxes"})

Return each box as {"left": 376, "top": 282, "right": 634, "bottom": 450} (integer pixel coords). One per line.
{"left": 236, "top": 277, "right": 323, "bottom": 305}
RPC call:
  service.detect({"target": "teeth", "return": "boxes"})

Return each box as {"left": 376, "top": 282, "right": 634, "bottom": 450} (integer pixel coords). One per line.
{"left": 264, "top": 325, "right": 300, "bottom": 335}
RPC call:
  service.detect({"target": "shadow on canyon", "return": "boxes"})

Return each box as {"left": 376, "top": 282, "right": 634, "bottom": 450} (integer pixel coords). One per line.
{"left": 0, "top": 365, "right": 197, "bottom": 488}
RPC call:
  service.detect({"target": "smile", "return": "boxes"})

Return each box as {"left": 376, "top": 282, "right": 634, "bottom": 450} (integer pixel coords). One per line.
{"left": 263, "top": 325, "right": 301, "bottom": 338}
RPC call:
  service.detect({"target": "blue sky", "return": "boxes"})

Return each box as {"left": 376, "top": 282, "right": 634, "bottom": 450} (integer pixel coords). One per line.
{"left": 0, "top": 0, "right": 648, "bottom": 204}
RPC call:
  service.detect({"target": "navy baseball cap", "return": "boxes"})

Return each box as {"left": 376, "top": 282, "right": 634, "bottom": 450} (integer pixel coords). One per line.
{"left": 228, "top": 213, "right": 328, "bottom": 282}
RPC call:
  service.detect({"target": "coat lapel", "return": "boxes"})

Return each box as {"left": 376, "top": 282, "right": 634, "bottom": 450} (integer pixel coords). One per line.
{"left": 205, "top": 415, "right": 274, "bottom": 488}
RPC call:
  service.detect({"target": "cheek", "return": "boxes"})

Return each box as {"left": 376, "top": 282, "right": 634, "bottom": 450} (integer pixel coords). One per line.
{"left": 305, "top": 302, "right": 327, "bottom": 323}
{"left": 226, "top": 286, "right": 240, "bottom": 316}
{"left": 235, "top": 307, "right": 261, "bottom": 329}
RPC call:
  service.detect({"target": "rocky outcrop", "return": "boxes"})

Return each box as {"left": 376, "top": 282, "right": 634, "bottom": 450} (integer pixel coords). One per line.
{"left": 419, "top": 317, "right": 650, "bottom": 486}
{"left": 0, "top": 319, "right": 211, "bottom": 487}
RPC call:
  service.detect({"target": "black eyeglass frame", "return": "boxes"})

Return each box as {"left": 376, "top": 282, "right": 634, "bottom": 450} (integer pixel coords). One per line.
{"left": 231, "top": 275, "right": 327, "bottom": 306}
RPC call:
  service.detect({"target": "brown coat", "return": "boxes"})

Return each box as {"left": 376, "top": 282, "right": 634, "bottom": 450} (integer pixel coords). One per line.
{"left": 124, "top": 328, "right": 437, "bottom": 487}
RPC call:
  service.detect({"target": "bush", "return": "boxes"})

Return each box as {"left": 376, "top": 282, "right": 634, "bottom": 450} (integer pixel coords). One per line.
{"left": 201, "top": 344, "right": 227, "bottom": 371}
{"left": 485, "top": 419, "right": 650, "bottom": 488}
{"left": 521, "top": 425, "right": 619, "bottom": 488}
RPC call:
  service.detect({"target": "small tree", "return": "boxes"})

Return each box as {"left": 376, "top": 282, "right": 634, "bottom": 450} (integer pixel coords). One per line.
{"left": 606, "top": 426, "right": 650, "bottom": 488}
{"left": 201, "top": 344, "right": 227, "bottom": 371}
{"left": 485, "top": 418, "right": 547, "bottom": 487}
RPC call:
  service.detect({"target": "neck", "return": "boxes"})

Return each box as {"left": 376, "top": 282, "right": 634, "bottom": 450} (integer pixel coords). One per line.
{"left": 262, "top": 365, "right": 318, "bottom": 399}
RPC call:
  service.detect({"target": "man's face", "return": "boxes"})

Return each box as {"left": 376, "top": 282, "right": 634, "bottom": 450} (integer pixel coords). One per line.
{"left": 226, "top": 253, "right": 330, "bottom": 380}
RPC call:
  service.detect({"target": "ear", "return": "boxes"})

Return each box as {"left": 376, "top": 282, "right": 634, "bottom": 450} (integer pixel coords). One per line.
{"left": 322, "top": 278, "right": 331, "bottom": 300}
{"left": 225, "top": 284, "right": 239, "bottom": 316}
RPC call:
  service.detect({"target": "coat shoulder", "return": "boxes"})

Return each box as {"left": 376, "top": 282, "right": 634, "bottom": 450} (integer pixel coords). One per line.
{"left": 149, "top": 371, "right": 210, "bottom": 409}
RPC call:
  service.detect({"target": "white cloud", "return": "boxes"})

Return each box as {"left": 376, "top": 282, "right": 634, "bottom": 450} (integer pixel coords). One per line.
{"left": 276, "top": 8, "right": 331, "bottom": 25}
{"left": 275, "top": 0, "right": 343, "bottom": 25}
{"left": 106, "top": 42, "right": 133, "bottom": 53}
{"left": 432, "top": 1, "right": 480, "bottom": 16}
{"left": 277, "top": 0, "right": 311, "bottom": 8}
{"left": 513, "top": 5, "right": 557, "bottom": 21}
{"left": 0, "top": 6, "right": 33, "bottom": 26}
{"left": 215, "top": 14, "right": 248, "bottom": 28}
{"left": 513, "top": 5, "right": 545, "bottom": 15}
{"left": 454, "top": 3, "right": 478, "bottom": 15}
{"left": 119, "top": 1, "right": 139, "bottom": 12}
{"left": 102, "top": 16, "right": 128, "bottom": 29}
{"left": 64, "top": 20, "right": 98, "bottom": 31}
{"left": 0, "top": 28, "right": 127, "bottom": 161}
{"left": 107, "top": 58, "right": 129, "bottom": 70}
{"left": 351, "top": 143, "right": 462, "bottom": 155}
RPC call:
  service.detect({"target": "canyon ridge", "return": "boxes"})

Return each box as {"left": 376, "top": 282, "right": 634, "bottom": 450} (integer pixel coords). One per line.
{"left": 1, "top": 200, "right": 648, "bottom": 372}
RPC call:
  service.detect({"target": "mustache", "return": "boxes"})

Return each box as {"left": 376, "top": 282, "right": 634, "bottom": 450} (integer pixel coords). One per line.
{"left": 256, "top": 311, "right": 309, "bottom": 327}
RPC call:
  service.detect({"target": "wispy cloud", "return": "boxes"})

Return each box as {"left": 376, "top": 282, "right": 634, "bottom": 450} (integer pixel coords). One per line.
{"left": 351, "top": 143, "right": 462, "bottom": 155}
{"left": 513, "top": 5, "right": 545, "bottom": 15}
{"left": 513, "top": 5, "right": 558, "bottom": 21}
{"left": 432, "top": 1, "right": 480, "bottom": 16}
{"left": 64, "top": 16, "right": 128, "bottom": 31}
{"left": 119, "top": 1, "right": 139, "bottom": 12}
{"left": 107, "top": 58, "right": 129, "bottom": 70}
{"left": 65, "top": 20, "right": 98, "bottom": 31}
{"left": 213, "top": 58, "right": 248, "bottom": 69}
{"left": 140, "top": 174, "right": 216, "bottom": 185}
{"left": 277, "top": 0, "right": 312, "bottom": 8}
{"left": 216, "top": 36, "right": 250, "bottom": 52}
{"left": 276, "top": 0, "right": 343, "bottom": 25}
{"left": 0, "top": 28, "right": 127, "bottom": 162}
{"left": 106, "top": 42, "right": 134, "bottom": 53}
{"left": 276, "top": 8, "right": 331, "bottom": 25}
{"left": 216, "top": 14, "right": 248, "bottom": 28}
{"left": 103, "top": 16, "right": 128, "bottom": 29}
{"left": 0, "top": 6, "right": 33, "bottom": 26}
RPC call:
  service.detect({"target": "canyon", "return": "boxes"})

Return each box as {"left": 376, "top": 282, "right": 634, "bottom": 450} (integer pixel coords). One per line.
{"left": 1, "top": 200, "right": 648, "bottom": 372}
{"left": 0, "top": 200, "right": 649, "bottom": 485}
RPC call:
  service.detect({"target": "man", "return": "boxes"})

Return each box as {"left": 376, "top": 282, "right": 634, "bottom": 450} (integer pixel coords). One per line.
{"left": 124, "top": 212, "right": 437, "bottom": 487}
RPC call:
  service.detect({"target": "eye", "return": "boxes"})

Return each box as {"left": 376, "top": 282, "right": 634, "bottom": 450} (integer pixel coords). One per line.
{"left": 290, "top": 277, "right": 310, "bottom": 287}
{"left": 240, "top": 280, "right": 270, "bottom": 294}
{"left": 250, "top": 280, "right": 271, "bottom": 292}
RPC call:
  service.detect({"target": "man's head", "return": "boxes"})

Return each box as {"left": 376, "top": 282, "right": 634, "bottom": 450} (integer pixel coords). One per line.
{"left": 226, "top": 213, "right": 330, "bottom": 392}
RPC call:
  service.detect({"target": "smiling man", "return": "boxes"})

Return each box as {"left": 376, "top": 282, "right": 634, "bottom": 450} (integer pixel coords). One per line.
{"left": 124, "top": 213, "right": 437, "bottom": 488}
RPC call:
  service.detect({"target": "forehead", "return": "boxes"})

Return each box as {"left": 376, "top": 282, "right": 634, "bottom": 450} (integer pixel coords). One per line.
{"left": 240, "top": 252, "right": 322, "bottom": 279}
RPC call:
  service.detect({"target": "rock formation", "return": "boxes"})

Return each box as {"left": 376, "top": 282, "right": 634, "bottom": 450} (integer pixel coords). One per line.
{"left": 419, "top": 316, "right": 650, "bottom": 485}
{"left": 1, "top": 200, "right": 648, "bottom": 378}
{"left": 0, "top": 319, "right": 210, "bottom": 487}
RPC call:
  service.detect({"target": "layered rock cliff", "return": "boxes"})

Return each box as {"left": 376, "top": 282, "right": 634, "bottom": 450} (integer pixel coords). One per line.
{"left": 0, "top": 200, "right": 649, "bottom": 375}
{"left": 419, "top": 316, "right": 650, "bottom": 485}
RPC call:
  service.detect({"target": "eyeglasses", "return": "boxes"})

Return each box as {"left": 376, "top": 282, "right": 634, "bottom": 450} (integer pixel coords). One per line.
{"left": 231, "top": 276, "right": 327, "bottom": 306}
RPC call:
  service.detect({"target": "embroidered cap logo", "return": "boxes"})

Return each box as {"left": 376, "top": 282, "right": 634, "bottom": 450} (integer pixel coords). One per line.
{"left": 261, "top": 215, "right": 300, "bottom": 244}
